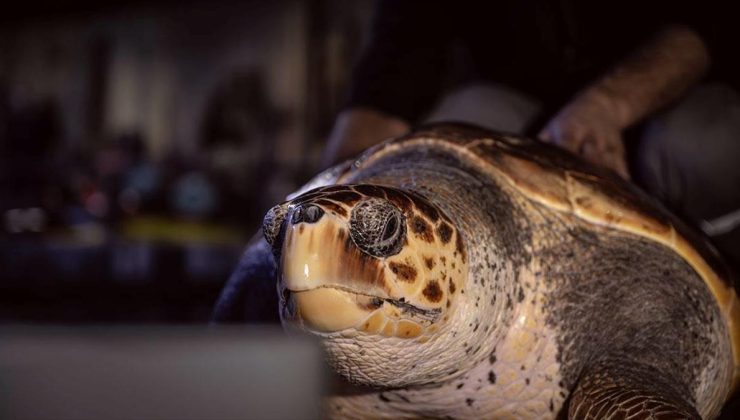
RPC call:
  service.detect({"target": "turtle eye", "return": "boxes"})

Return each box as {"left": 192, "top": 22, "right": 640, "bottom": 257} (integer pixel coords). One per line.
{"left": 382, "top": 214, "right": 399, "bottom": 241}
{"left": 350, "top": 199, "right": 406, "bottom": 258}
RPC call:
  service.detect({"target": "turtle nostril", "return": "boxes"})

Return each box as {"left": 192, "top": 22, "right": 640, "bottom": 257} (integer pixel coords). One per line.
{"left": 291, "top": 204, "right": 324, "bottom": 225}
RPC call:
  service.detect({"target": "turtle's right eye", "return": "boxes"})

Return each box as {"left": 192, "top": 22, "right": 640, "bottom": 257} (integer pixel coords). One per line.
{"left": 263, "top": 203, "right": 289, "bottom": 255}
{"left": 350, "top": 199, "right": 406, "bottom": 258}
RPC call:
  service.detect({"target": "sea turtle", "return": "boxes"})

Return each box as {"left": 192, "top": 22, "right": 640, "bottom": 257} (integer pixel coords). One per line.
{"left": 215, "top": 123, "right": 739, "bottom": 418}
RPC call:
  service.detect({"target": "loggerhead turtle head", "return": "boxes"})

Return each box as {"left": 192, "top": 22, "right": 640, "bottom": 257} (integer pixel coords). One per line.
{"left": 264, "top": 184, "right": 468, "bottom": 342}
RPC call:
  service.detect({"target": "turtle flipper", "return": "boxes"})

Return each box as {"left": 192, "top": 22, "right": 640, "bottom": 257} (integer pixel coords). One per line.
{"left": 212, "top": 233, "right": 280, "bottom": 323}
{"left": 568, "top": 358, "right": 700, "bottom": 419}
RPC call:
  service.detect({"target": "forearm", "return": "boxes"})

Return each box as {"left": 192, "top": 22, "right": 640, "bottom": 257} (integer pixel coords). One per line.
{"left": 580, "top": 25, "right": 710, "bottom": 129}
{"left": 321, "top": 108, "right": 411, "bottom": 167}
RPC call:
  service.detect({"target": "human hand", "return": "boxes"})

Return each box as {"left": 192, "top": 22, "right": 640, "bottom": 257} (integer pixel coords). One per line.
{"left": 322, "top": 108, "right": 410, "bottom": 167}
{"left": 539, "top": 91, "right": 630, "bottom": 179}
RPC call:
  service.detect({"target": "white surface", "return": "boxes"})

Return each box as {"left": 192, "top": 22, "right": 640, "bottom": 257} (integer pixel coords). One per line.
{"left": 0, "top": 326, "right": 325, "bottom": 420}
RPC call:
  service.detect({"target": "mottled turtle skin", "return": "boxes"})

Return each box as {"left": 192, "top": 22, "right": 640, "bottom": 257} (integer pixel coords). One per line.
{"left": 218, "top": 123, "right": 740, "bottom": 419}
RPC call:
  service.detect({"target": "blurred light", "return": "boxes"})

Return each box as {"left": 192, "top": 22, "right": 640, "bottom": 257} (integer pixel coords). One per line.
{"left": 85, "top": 192, "right": 109, "bottom": 218}
{"left": 3, "top": 208, "right": 47, "bottom": 233}
{"left": 171, "top": 172, "right": 217, "bottom": 217}
{"left": 70, "top": 223, "right": 107, "bottom": 246}
{"left": 125, "top": 163, "right": 160, "bottom": 198}
{"left": 119, "top": 188, "right": 141, "bottom": 215}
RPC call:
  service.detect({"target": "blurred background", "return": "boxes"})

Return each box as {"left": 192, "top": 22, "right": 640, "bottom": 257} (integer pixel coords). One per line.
{"left": 0, "top": 0, "right": 374, "bottom": 323}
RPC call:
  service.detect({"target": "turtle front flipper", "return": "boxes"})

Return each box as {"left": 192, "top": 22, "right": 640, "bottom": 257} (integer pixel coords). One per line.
{"left": 569, "top": 357, "right": 700, "bottom": 419}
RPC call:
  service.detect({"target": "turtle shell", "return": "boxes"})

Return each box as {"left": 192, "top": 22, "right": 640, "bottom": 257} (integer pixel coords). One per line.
{"left": 337, "top": 123, "right": 740, "bottom": 392}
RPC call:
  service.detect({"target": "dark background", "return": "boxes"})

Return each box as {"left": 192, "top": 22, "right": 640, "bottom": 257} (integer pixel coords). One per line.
{"left": 1, "top": 1, "right": 739, "bottom": 417}
{"left": 0, "top": 0, "right": 374, "bottom": 323}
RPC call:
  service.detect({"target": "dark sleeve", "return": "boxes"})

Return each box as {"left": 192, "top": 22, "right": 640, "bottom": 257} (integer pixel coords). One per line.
{"left": 345, "top": 0, "right": 455, "bottom": 123}
{"left": 212, "top": 234, "right": 280, "bottom": 324}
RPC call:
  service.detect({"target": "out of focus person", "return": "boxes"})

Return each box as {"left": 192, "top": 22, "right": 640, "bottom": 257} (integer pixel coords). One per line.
{"left": 323, "top": 0, "right": 740, "bottom": 269}
{"left": 200, "top": 70, "right": 287, "bottom": 228}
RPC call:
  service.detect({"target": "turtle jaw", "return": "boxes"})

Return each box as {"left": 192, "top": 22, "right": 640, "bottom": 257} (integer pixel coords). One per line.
{"left": 281, "top": 286, "right": 380, "bottom": 333}
{"left": 280, "top": 284, "right": 440, "bottom": 338}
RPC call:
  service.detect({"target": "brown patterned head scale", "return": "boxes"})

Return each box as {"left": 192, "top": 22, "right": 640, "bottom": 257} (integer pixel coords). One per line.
{"left": 264, "top": 184, "right": 467, "bottom": 340}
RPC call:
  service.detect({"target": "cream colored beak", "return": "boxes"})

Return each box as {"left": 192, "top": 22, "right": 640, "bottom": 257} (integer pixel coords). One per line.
{"left": 292, "top": 287, "right": 373, "bottom": 333}
{"left": 279, "top": 214, "right": 391, "bottom": 334}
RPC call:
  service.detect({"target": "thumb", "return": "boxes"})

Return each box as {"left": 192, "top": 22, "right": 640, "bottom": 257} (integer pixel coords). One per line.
{"left": 581, "top": 140, "right": 630, "bottom": 180}
{"left": 610, "top": 153, "right": 630, "bottom": 180}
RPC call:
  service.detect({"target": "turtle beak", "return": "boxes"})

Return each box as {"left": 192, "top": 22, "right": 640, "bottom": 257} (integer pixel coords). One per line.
{"left": 278, "top": 206, "right": 388, "bottom": 333}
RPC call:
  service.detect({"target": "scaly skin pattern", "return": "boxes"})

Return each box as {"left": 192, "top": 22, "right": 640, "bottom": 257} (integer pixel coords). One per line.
{"left": 268, "top": 129, "right": 733, "bottom": 418}
{"left": 538, "top": 215, "right": 731, "bottom": 419}
{"left": 319, "top": 148, "right": 571, "bottom": 418}
{"left": 326, "top": 265, "right": 567, "bottom": 419}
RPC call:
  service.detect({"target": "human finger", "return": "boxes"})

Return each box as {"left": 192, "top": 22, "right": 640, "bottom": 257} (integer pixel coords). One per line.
{"left": 538, "top": 129, "right": 553, "bottom": 142}
{"left": 582, "top": 137, "right": 630, "bottom": 179}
